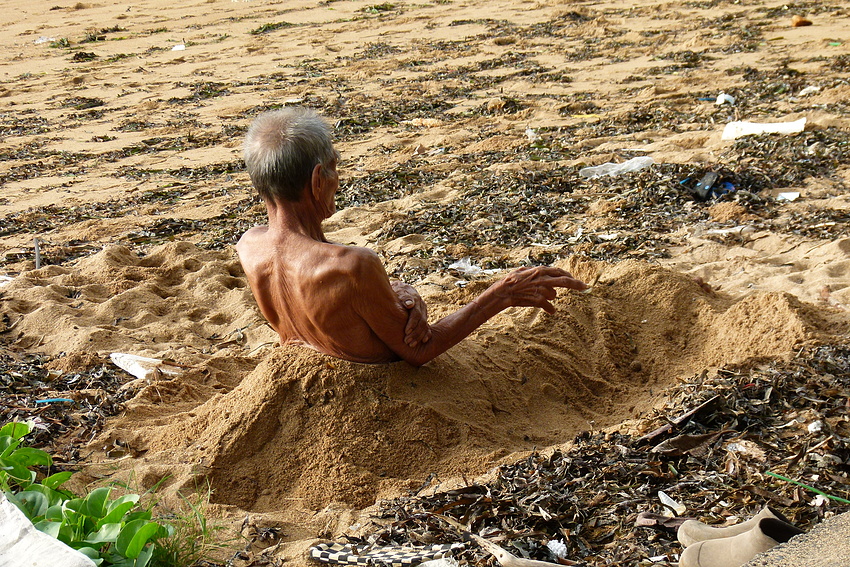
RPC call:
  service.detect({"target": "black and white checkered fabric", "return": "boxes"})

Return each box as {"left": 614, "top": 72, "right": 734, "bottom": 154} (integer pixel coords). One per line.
{"left": 310, "top": 542, "right": 465, "bottom": 567}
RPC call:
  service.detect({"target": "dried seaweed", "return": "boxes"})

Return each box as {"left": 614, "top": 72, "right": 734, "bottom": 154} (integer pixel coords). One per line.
{"left": 355, "top": 344, "right": 850, "bottom": 566}
{"left": 0, "top": 351, "right": 135, "bottom": 462}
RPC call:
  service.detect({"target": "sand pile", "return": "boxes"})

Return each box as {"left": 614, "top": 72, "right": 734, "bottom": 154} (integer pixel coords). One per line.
{"left": 4, "top": 243, "right": 839, "bottom": 516}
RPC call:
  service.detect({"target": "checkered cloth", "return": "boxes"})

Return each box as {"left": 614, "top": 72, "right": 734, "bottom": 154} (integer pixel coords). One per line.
{"left": 309, "top": 542, "right": 465, "bottom": 567}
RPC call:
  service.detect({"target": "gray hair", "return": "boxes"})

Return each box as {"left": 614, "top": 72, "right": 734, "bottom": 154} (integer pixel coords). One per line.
{"left": 243, "top": 107, "right": 338, "bottom": 202}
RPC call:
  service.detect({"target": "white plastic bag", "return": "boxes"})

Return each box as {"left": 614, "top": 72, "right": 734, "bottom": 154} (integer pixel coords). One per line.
{"left": 109, "top": 353, "right": 182, "bottom": 381}
{"left": 0, "top": 492, "right": 96, "bottom": 567}
{"left": 579, "top": 156, "right": 654, "bottom": 179}
{"left": 721, "top": 118, "right": 806, "bottom": 140}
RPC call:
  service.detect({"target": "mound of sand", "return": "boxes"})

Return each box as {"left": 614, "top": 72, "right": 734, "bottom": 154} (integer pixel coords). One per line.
{"left": 5, "top": 243, "right": 840, "bottom": 515}
{"left": 1, "top": 242, "right": 267, "bottom": 359}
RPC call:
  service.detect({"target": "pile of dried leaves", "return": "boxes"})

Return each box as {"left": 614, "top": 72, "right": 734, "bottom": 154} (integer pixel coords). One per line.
{"left": 0, "top": 351, "right": 134, "bottom": 465}
{"left": 335, "top": 343, "right": 850, "bottom": 566}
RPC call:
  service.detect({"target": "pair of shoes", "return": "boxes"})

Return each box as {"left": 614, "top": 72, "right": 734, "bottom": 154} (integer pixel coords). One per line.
{"left": 677, "top": 507, "right": 804, "bottom": 567}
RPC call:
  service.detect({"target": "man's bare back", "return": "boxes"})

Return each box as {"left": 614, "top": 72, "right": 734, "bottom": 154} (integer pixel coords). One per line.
{"left": 237, "top": 226, "right": 416, "bottom": 363}
{"left": 237, "top": 108, "right": 587, "bottom": 366}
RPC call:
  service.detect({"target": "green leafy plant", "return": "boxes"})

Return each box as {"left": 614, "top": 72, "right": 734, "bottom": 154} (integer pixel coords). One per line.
{"left": 1, "top": 421, "right": 170, "bottom": 567}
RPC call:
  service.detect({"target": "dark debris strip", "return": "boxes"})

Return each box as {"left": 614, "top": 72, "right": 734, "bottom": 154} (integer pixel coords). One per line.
{"left": 363, "top": 343, "right": 850, "bottom": 566}
{"left": 0, "top": 352, "right": 135, "bottom": 460}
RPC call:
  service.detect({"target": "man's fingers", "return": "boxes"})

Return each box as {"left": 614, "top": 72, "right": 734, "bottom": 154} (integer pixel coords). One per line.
{"left": 543, "top": 275, "right": 588, "bottom": 291}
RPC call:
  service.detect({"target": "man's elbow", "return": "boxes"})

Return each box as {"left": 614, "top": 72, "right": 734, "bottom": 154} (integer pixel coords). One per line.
{"left": 402, "top": 355, "right": 430, "bottom": 368}
{"left": 399, "top": 349, "right": 435, "bottom": 368}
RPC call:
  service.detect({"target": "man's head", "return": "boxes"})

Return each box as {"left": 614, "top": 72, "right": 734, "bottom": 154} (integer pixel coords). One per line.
{"left": 244, "top": 107, "right": 339, "bottom": 203}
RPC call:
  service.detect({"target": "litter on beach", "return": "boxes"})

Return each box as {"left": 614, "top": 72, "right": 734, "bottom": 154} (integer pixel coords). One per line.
{"left": 721, "top": 118, "right": 807, "bottom": 140}
{"left": 109, "top": 353, "right": 183, "bottom": 381}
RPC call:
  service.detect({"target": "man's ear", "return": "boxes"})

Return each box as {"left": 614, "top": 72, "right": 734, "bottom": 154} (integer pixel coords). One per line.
{"left": 310, "top": 163, "right": 324, "bottom": 201}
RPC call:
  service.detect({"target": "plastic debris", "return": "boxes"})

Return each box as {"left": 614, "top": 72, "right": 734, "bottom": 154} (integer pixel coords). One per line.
{"left": 109, "top": 353, "right": 183, "bottom": 381}
{"left": 716, "top": 93, "right": 736, "bottom": 105}
{"left": 171, "top": 43, "right": 186, "bottom": 51}
{"left": 579, "top": 156, "right": 654, "bottom": 179}
{"left": 724, "top": 439, "right": 767, "bottom": 461}
{"left": 34, "top": 36, "right": 56, "bottom": 45}
{"left": 447, "top": 258, "right": 499, "bottom": 277}
{"left": 1, "top": 492, "right": 96, "bottom": 566}
{"left": 420, "top": 559, "right": 460, "bottom": 567}
{"left": 777, "top": 192, "right": 801, "bottom": 202}
{"left": 658, "top": 490, "right": 687, "bottom": 516}
{"left": 0, "top": 275, "right": 13, "bottom": 288}
{"left": 721, "top": 118, "right": 807, "bottom": 140}
{"left": 683, "top": 172, "right": 736, "bottom": 201}
{"left": 812, "top": 495, "right": 828, "bottom": 507}
{"left": 546, "top": 540, "right": 569, "bottom": 558}
{"left": 701, "top": 225, "right": 757, "bottom": 238}
{"left": 525, "top": 127, "right": 541, "bottom": 143}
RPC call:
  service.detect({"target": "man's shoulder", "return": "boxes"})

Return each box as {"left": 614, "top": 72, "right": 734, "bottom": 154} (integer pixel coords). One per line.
{"left": 236, "top": 225, "right": 269, "bottom": 250}
{"left": 324, "top": 244, "right": 382, "bottom": 273}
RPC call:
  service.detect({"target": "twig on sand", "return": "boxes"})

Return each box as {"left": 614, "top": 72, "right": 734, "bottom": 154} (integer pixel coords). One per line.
{"left": 435, "top": 514, "right": 576, "bottom": 567}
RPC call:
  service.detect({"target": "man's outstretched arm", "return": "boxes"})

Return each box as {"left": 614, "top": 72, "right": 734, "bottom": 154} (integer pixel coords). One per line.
{"left": 355, "top": 253, "right": 587, "bottom": 367}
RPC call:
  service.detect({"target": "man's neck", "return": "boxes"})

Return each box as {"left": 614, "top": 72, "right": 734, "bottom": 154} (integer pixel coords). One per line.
{"left": 265, "top": 198, "right": 327, "bottom": 242}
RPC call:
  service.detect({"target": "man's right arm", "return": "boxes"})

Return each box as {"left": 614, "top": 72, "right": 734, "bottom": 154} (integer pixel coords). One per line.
{"left": 353, "top": 253, "right": 587, "bottom": 367}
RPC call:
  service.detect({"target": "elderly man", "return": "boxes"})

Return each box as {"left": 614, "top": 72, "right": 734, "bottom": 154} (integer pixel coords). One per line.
{"left": 236, "top": 107, "right": 587, "bottom": 366}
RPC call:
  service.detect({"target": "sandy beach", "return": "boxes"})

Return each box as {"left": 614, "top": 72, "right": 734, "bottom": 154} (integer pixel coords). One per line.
{"left": 1, "top": 0, "right": 849, "bottom": 564}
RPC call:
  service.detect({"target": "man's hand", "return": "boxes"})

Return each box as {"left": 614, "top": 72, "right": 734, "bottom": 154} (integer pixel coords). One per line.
{"left": 492, "top": 266, "right": 588, "bottom": 313}
{"left": 390, "top": 281, "right": 432, "bottom": 347}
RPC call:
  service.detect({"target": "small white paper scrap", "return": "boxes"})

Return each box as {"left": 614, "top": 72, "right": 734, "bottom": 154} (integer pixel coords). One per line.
{"left": 110, "top": 353, "right": 182, "bottom": 381}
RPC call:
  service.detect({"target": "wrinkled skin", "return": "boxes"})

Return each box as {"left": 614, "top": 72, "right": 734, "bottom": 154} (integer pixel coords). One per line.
{"left": 237, "top": 160, "right": 588, "bottom": 366}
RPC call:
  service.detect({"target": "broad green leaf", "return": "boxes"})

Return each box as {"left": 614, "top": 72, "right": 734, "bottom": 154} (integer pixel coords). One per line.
{"left": 116, "top": 519, "right": 160, "bottom": 559}
{"left": 42, "top": 471, "right": 74, "bottom": 490}
{"left": 63, "top": 497, "right": 85, "bottom": 513}
{"left": 61, "top": 500, "right": 87, "bottom": 537}
{"left": 97, "top": 499, "right": 139, "bottom": 529}
{"left": 55, "top": 523, "right": 75, "bottom": 546}
{"left": 8, "top": 447, "right": 52, "bottom": 468}
{"left": 135, "top": 544, "right": 154, "bottom": 567}
{"left": 15, "top": 490, "right": 49, "bottom": 518}
{"left": 45, "top": 503, "right": 64, "bottom": 521}
{"left": 85, "top": 522, "right": 122, "bottom": 544}
{"left": 123, "top": 509, "right": 152, "bottom": 523}
{"left": 0, "top": 421, "right": 32, "bottom": 439}
{"left": 3, "top": 492, "right": 29, "bottom": 517}
{"left": 34, "top": 519, "right": 62, "bottom": 539}
{"left": 23, "top": 484, "right": 62, "bottom": 507}
{"left": 0, "top": 458, "right": 35, "bottom": 486}
{"left": 159, "top": 522, "right": 175, "bottom": 538}
{"left": 0, "top": 436, "right": 20, "bottom": 457}
{"left": 84, "top": 486, "right": 112, "bottom": 519}
{"left": 106, "top": 493, "right": 139, "bottom": 513}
